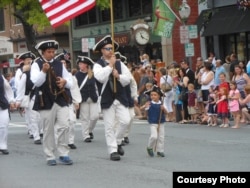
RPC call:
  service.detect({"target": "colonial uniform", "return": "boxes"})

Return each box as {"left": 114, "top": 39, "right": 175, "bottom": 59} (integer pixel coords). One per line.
{"left": 114, "top": 52, "right": 138, "bottom": 144}
{"left": 15, "top": 52, "right": 43, "bottom": 144}
{"left": 75, "top": 56, "right": 99, "bottom": 143}
{"left": 145, "top": 86, "right": 166, "bottom": 157}
{"left": 55, "top": 53, "right": 82, "bottom": 149}
{"left": 30, "top": 40, "right": 73, "bottom": 165}
{"left": 93, "top": 35, "right": 131, "bottom": 161}
{"left": 0, "top": 74, "right": 15, "bottom": 154}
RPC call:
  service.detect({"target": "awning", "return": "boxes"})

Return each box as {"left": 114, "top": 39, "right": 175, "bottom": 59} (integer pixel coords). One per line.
{"left": 195, "top": 9, "right": 212, "bottom": 33}
{"left": 202, "top": 5, "right": 250, "bottom": 36}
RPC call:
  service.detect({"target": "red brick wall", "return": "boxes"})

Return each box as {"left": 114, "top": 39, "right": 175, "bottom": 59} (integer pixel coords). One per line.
{"left": 171, "top": 0, "right": 201, "bottom": 70}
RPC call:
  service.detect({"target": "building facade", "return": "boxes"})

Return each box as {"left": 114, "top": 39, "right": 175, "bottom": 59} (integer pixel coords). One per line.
{"left": 197, "top": 0, "right": 250, "bottom": 62}
{"left": 71, "top": 0, "right": 201, "bottom": 69}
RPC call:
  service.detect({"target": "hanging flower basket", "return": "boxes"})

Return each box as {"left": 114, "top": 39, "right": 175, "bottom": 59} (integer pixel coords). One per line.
{"left": 237, "top": 0, "right": 250, "bottom": 10}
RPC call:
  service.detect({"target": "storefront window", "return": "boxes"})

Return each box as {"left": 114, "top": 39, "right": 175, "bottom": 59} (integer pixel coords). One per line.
{"left": 75, "top": 7, "right": 97, "bottom": 26}
{"left": 247, "top": 32, "right": 250, "bottom": 61}
{"left": 100, "top": 0, "right": 124, "bottom": 22}
{"left": 236, "top": 33, "right": 246, "bottom": 61}
{"left": 0, "top": 9, "right": 4, "bottom": 31}
{"left": 128, "top": 0, "right": 152, "bottom": 17}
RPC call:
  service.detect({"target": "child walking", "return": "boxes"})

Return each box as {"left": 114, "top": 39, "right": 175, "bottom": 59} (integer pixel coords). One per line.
{"left": 228, "top": 81, "right": 241, "bottom": 128}
{"left": 142, "top": 85, "right": 166, "bottom": 157}
{"left": 207, "top": 86, "right": 217, "bottom": 126}
{"left": 216, "top": 87, "right": 229, "bottom": 127}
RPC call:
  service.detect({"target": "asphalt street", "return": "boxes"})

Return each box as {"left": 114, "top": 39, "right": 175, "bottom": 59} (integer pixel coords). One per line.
{"left": 0, "top": 111, "right": 250, "bottom": 188}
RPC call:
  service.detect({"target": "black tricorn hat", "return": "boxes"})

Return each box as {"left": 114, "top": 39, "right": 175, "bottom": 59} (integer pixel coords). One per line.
{"left": 35, "top": 40, "right": 59, "bottom": 51}
{"left": 17, "top": 51, "right": 36, "bottom": 60}
{"left": 92, "top": 35, "right": 119, "bottom": 52}
{"left": 55, "top": 53, "right": 70, "bottom": 64}
{"left": 76, "top": 56, "right": 95, "bottom": 66}
{"left": 144, "top": 85, "right": 165, "bottom": 97}
{"left": 115, "top": 52, "right": 127, "bottom": 63}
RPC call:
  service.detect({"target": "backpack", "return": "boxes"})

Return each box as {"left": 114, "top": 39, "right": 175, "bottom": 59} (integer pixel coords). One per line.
{"left": 161, "top": 75, "right": 172, "bottom": 92}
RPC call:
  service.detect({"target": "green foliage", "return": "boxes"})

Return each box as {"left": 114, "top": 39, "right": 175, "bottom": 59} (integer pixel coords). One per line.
{"left": 96, "top": 0, "right": 111, "bottom": 10}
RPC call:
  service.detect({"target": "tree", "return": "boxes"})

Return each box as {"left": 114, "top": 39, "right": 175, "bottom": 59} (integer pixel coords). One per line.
{"left": 0, "top": 0, "right": 110, "bottom": 53}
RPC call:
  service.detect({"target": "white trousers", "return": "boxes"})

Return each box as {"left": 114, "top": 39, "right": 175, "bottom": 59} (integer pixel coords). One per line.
{"left": 28, "top": 99, "right": 42, "bottom": 141}
{"left": 102, "top": 99, "right": 131, "bottom": 154}
{"left": 40, "top": 103, "right": 70, "bottom": 160}
{"left": 148, "top": 123, "right": 165, "bottom": 153}
{"left": 0, "top": 109, "right": 9, "bottom": 150}
{"left": 79, "top": 98, "right": 99, "bottom": 140}
{"left": 114, "top": 107, "right": 135, "bottom": 138}
{"left": 68, "top": 103, "right": 76, "bottom": 144}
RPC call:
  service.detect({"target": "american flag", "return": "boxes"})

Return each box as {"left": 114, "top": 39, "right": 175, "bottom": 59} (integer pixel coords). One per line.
{"left": 39, "top": 0, "right": 96, "bottom": 28}
{"left": 63, "top": 49, "right": 70, "bottom": 60}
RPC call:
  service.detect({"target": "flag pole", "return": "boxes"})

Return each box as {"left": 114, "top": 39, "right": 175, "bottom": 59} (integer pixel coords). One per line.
{"left": 110, "top": 0, "right": 116, "bottom": 93}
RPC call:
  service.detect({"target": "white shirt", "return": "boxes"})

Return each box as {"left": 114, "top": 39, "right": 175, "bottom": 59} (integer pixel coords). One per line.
{"left": 30, "top": 58, "right": 72, "bottom": 89}
{"left": 93, "top": 59, "right": 131, "bottom": 87}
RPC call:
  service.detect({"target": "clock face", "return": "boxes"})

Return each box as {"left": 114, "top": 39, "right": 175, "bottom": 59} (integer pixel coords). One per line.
{"left": 134, "top": 28, "right": 150, "bottom": 45}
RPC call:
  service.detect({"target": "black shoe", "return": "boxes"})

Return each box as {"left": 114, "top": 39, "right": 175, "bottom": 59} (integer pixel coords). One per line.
{"left": 84, "top": 138, "right": 92, "bottom": 143}
{"left": 89, "top": 132, "right": 94, "bottom": 139}
{"left": 110, "top": 152, "right": 120, "bottom": 161}
{"left": 117, "top": 145, "right": 124, "bottom": 156}
{"left": 157, "top": 152, "right": 165, "bottom": 157}
{"left": 0, "top": 149, "right": 9, "bottom": 155}
{"left": 124, "top": 137, "right": 129, "bottom": 144}
{"left": 29, "top": 135, "right": 34, "bottom": 139}
{"left": 34, "top": 139, "right": 42, "bottom": 145}
{"left": 121, "top": 140, "right": 126, "bottom": 146}
{"left": 68, "top": 144, "right": 77, "bottom": 149}
{"left": 40, "top": 133, "right": 43, "bottom": 138}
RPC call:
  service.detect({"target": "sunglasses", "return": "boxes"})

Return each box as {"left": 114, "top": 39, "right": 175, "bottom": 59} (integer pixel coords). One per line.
{"left": 102, "top": 47, "right": 113, "bottom": 51}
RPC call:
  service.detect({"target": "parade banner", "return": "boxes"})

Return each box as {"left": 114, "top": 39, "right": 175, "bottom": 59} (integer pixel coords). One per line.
{"left": 153, "top": 0, "right": 176, "bottom": 38}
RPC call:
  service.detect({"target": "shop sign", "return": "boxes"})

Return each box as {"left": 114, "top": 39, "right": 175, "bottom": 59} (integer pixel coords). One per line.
{"left": 96, "top": 34, "right": 130, "bottom": 46}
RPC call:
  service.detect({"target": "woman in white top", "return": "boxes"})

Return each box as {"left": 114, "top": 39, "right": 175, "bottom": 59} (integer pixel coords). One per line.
{"left": 159, "top": 67, "right": 174, "bottom": 121}
{"left": 199, "top": 62, "right": 214, "bottom": 104}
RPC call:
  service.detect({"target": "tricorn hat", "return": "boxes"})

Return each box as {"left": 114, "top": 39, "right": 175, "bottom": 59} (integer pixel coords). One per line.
{"left": 35, "top": 40, "right": 59, "bottom": 51}
{"left": 115, "top": 52, "right": 127, "bottom": 64}
{"left": 92, "top": 35, "right": 119, "bottom": 52}
{"left": 144, "top": 85, "right": 165, "bottom": 97}
{"left": 76, "top": 56, "right": 95, "bottom": 66}
{"left": 17, "top": 51, "right": 36, "bottom": 60}
{"left": 55, "top": 53, "right": 70, "bottom": 64}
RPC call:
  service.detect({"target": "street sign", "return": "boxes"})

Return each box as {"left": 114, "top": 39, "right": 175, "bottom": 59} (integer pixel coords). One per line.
{"left": 82, "top": 38, "right": 96, "bottom": 52}
{"left": 88, "top": 38, "right": 95, "bottom": 49}
{"left": 180, "top": 25, "right": 189, "bottom": 44}
{"left": 9, "top": 58, "right": 15, "bottom": 68}
{"left": 185, "top": 43, "right": 194, "bottom": 57}
{"left": 81, "top": 38, "right": 89, "bottom": 52}
{"left": 188, "top": 25, "right": 198, "bottom": 39}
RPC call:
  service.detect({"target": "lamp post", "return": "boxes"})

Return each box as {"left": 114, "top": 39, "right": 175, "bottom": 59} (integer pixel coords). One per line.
{"left": 178, "top": 0, "right": 193, "bottom": 69}
{"left": 179, "top": 0, "right": 191, "bottom": 25}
